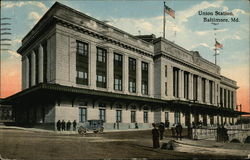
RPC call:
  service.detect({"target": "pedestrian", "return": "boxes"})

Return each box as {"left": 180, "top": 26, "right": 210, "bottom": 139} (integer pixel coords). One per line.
{"left": 56, "top": 120, "right": 61, "bottom": 131}
{"left": 152, "top": 123, "right": 160, "bottom": 148}
{"left": 171, "top": 124, "right": 176, "bottom": 138}
{"left": 159, "top": 122, "right": 165, "bottom": 140}
{"left": 73, "top": 120, "right": 77, "bottom": 131}
{"left": 135, "top": 122, "right": 138, "bottom": 129}
{"left": 66, "top": 120, "right": 71, "bottom": 131}
{"left": 175, "top": 123, "right": 183, "bottom": 140}
{"left": 61, "top": 120, "right": 66, "bottom": 131}
{"left": 165, "top": 120, "right": 170, "bottom": 129}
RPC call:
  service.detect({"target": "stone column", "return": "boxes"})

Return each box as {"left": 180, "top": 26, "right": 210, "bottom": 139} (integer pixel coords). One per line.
{"left": 212, "top": 82, "right": 216, "bottom": 105}
{"left": 89, "top": 42, "right": 96, "bottom": 89}
{"left": 180, "top": 70, "right": 184, "bottom": 99}
{"left": 38, "top": 44, "right": 44, "bottom": 83}
{"left": 25, "top": 56, "right": 29, "bottom": 89}
{"left": 178, "top": 70, "right": 182, "bottom": 98}
{"left": 148, "top": 62, "right": 154, "bottom": 97}
{"left": 205, "top": 79, "right": 209, "bottom": 103}
{"left": 107, "top": 48, "right": 114, "bottom": 91}
{"left": 136, "top": 59, "right": 141, "bottom": 96}
{"left": 217, "top": 84, "right": 220, "bottom": 107}
{"left": 21, "top": 57, "right": 26, "bottom": 90}
{"left": 225, "top": 89, "right": 228, "bottom": 108}
{"left": 221, "top": 88, "right": 224, "bottom": 107}
{"left": 197, "top": 76, "right": 202, "bottom": 102}
{"left": 167, "top": 65, "right": 173, "bottom": 98}
{"left": 47, "top": 39, "right": 51, "bottom": 82}
{"left": 188, "top": 73, "right": 193, "bottom": 100}
{"left": 233, "top": 91, "right": 237, "bottom": 110}
{"left": 31, "top": 51, "right": 36, "bottom": 86}
{"left": 123, "top": 54, "right": 128, "bottom": 94}
{"left": 228, "top": 91, "right": 231, "bottom": 109}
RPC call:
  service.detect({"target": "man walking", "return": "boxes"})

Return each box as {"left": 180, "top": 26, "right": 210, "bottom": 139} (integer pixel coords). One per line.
{"left": 56, "top": 120, "right": 61, "bottom": 131}
{"left": 152, "top": 123, "right": 160, "bottom": 148}
{"left": 159, "top": 122, "right": 165, "bottom": 140}
{"left": 175, "top": 123, "right": 183, "bottom": 140}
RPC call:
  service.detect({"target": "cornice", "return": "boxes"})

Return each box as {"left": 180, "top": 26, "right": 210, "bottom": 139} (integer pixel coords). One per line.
{"left": 153, "top": 53, "right": 221, "bottom": 80}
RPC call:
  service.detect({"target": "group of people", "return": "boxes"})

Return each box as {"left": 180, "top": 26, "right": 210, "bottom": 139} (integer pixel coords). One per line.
{"left": 56, "top": 120, "right": 77, "bottom": 131}
{"left": 151, "top": 122, "right": 183, "bottom": 149}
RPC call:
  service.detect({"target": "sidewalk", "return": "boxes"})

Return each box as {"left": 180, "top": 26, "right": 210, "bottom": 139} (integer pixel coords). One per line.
{"left": 0, "top": 125, "right": 150, "bottom": 134}
{"left": 164, "top": 138, "right": 250, "bottom": 157}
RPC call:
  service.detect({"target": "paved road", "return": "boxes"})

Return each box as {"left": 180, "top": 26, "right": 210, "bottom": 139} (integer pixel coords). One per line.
{"left": 0, "top": 128, "right": 248, "bottom": 159}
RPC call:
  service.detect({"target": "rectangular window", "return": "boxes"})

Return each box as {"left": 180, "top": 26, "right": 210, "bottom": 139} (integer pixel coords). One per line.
{"left": 224, "top": 89, "right": 227, "bottom": 108}
{"left": 129, "top": 58, "right": 136, "bottom": 93}
{"left": 143, "top": 111, "right": 148, "bottom": 123}
{"left": 99, "top": 109, "right": 106, "bottom": 122}
{"left": 114, "top": 77, "right": 122, "bottom": 91}
{"left": 165, "top": 112, "right": 169, "bottom": 121}
{"left": 173, "top": 68, "right": 179, "bottom": 97}
{"left": 165, "top": 65, "right": 167, "bottom": 77}
{"left": 142, "top": 81, "right": 148, "bottom": 95}
{"left": 209, "top": 81, "right": 213, "bottom": 104}
{"left": 28, "top": 55, "right": 31, "bottom": 87}
{"left": 174, "top": 112, "right": 180, "bottom": 124}
{"left": 96, "top": 47, "right": 107, "bottom": 88}
{"left": 131, "top": 111, "right": 136, "bottom": 123}
{"left": 184, "top": 72, "right": 189, "bottom": 99}
{"left": 129, "top": 58, "right": 136, "bottom": 71}
{"left": 77, "top": 41, "right": 88, "bottom": 56}
{"left": 165, "top": 82, "right": 168, "bottom": 96}
{"left": 42, "top": 41, "right": 47, "bottom": 82}
{"left": 76, "top": 41, "right": 89, "bottom": 85}
{"left": 79, "top": 108, "right": 87, "bottom": 122}
{"left": 201, "top": 78, "right": 206, "bottom": 102}
{"left": 231, "top": 91, "right": 234, "bottom": 109}
{"left": 114, "top": 53, "right": 123, "bottom": 91}
{"left": 97, "top": 47, "right": 106, "bottom": 63}
{"left": 116, "top": 110, "right": 122, "bottom": 122}
{"left": 129, "top": 79, "right": 136, "bottom": 93}
{"left": 35, "top": 48, "right": 39, "bottom": 85}
{"left": 220, "top": 88, "right": 223, "bottom": 107}
{"left": 141, "top": 62, "right": 148, "bottom": 95}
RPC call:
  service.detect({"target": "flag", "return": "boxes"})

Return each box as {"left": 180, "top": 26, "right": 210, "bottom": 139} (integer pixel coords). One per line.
{"left": 164, "top": 4, "right": 175, "bottom": 19}
{"left": 215, "top": 40, "right": 223, "bottom": 49}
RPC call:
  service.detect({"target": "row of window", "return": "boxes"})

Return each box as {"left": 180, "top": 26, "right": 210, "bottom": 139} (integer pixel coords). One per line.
{"left": 76, "top": 41, "right": 149, "bottom": 94}
{"left": 79, "top": 108, "right": 149, "bottom": 123}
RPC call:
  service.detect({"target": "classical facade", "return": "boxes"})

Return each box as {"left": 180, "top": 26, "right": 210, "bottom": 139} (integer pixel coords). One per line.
{"left": 1, "top": 2, "right": 246, "bottom": 130}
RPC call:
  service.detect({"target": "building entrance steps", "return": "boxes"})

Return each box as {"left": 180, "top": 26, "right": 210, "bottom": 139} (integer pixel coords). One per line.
{"left": 161, "top": 138, "right": 250, "bottom": 157}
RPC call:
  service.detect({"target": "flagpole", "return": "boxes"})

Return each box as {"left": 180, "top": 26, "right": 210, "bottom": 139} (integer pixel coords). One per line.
{"left": 163, "top": 1, "right": 166, "bottom": 39}
{"left": 214, "top": 38, "right": 219, "bottom": 65}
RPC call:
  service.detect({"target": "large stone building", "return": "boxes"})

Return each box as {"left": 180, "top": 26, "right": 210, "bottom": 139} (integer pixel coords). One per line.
{"left": 1, "top": 2, "right": 246, "bottom": 130}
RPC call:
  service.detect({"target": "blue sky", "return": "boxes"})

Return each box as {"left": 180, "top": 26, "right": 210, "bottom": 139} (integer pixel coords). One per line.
{"left": 1, "top": 0, "right": 249, "bottom": 111}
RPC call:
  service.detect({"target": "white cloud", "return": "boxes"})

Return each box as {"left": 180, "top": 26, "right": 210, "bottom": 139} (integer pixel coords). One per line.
{"left": 195, "top": 28, "right": 228, "bottom": 36}
{"left": 12, "top": 39, "right": 22, "bottom": 44}
{"left": 189, "top": 43, "right": 213, "bottom": 51}
{"left": 28, "top": 12, "right": 42, "bottom": 23}
{"left": 1, "top": 1, "right": 48, "bottom": 12}
{"left": 177, "top": 1, "right": 223, "bottom": 23}
{"left": 232, "top": 9, "right": 249, "bottom": 16}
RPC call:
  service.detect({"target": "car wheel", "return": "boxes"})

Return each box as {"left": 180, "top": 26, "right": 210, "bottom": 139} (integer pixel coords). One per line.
{"left": 78, "top": 126, "right": 87, "bottom": 135}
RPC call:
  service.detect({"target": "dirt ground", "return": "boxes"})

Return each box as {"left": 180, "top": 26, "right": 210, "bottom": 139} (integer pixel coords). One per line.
{"left": 0, "top": 128, "right": 244, "bottom": 159}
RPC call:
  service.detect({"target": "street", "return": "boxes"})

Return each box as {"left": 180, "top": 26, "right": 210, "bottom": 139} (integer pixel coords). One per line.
{"left": 0, "top": 128, "right": 247, "bottom": 159}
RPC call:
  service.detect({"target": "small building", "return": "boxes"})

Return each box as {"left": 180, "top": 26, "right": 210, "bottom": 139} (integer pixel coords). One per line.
{"left": 1, "top": 2, "right": 248, "bottom": 130}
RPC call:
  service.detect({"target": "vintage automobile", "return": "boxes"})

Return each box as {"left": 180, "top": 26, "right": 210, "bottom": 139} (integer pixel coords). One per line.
{"left": 78, "top": 119, "right": 104, "bottom": 135}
